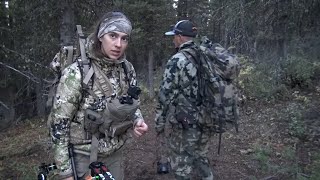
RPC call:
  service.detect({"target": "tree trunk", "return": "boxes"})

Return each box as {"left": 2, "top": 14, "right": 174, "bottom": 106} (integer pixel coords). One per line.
{"left": 60, "top": 0, "right": 75, "bottom": 46}
{"left": 177, "top": 0, "right": 187, "bottom": 19}
{"left": 36, "top": 80, "right": 46, "bottom": 118}
{"left": 147, "top": 49, "right": 155, "bottom": 98}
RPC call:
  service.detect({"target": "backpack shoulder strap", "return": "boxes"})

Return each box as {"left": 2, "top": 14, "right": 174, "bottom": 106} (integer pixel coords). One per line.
{"left": 64, "top": 46, "right": 74, "bottom": 66}
{"left": 180, "top": 47, "right": 199, "bottom": 67}
{"left": 179, "top": 47, "right": 203, "bottom": 105}
{"left": 76, "top": 25, "right": 93, "bottom": 85}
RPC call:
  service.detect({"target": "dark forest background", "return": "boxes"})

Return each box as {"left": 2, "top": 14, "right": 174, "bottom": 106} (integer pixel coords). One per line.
{"left": 0, "top": 0, "right": 319, "bottom": 132}
{"left": 1, "top": 0, "right": 320, "bottom": 179}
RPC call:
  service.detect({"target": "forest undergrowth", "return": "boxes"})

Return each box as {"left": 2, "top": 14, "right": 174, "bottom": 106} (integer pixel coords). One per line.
{"left": 0, "top": 86, "right": 320, "bottom": 179}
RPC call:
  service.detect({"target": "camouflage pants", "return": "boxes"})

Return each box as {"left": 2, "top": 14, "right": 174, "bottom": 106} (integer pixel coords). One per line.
{"left": 168, "top": 127, "right": 214, "bottom": 180}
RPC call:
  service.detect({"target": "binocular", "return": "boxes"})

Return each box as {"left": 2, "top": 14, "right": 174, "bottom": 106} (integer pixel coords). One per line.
{"left": 127, "top": 86, "right": 141, "bottom": 100}
{"left": 37, "top": 163, "right": 57, "bottom": 180}
{"left": 118, "top": 85, "right": 141, "bottom": 105}
{"left": 118, "top": 95, "right": 134, "bottom": 104}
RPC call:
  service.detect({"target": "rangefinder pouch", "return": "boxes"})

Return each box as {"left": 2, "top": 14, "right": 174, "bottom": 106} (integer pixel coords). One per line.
{"left": 84, "top": 109, "right": 104, "bottom": 134}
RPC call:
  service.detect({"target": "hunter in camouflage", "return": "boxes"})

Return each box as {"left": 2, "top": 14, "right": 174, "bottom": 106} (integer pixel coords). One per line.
{"left": 155, "top": 20, "right": 214, "bottom": 180}
{"left": 49, "top": 12, "right": 148, "bottom": 179}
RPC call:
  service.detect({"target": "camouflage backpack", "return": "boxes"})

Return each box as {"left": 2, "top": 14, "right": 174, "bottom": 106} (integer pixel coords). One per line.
{"left": 181, "top": 36, "right": 240, "bottom": 135}
{"left": 46, "top": 25, "right": 91, "bottom": 110}
{"left": 46, "top": 25, "right": 134, "bottom": 129}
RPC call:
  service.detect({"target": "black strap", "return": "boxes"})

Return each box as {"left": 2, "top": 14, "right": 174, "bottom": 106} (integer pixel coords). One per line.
{"left": 121, "top": 61, "right": 130, "bottom": 85}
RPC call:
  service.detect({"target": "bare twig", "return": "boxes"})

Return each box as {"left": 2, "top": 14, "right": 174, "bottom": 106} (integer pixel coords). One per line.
{"left": 235, "top": 169, "right": 249, "bottom": 178}
{"left": 0, "top": 61, "right": 40, "bottom": 83}
{"left": 136, "top": 160, "right": 147, "bottom": 164}
{"left": 0, "top": 45, "right": 50, "bottom": 70}
{"left": 14, "top": 115, "right": 23, "bottom": 125}
{"left": 297, "top": 173, "right": 310, "bottom": 178}
{"left": 260, "top": 175, "right": 277, "bottom": 180}
{"left": 0, "top": 101, "right": 10, "bottom": 110}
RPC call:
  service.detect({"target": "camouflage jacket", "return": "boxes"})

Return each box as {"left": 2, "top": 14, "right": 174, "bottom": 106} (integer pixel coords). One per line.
{"left": 155, "top": 40, "right": 200, "bottom": 133}
{"left": 49, "top": 39, "right": 143, "bottom": 177}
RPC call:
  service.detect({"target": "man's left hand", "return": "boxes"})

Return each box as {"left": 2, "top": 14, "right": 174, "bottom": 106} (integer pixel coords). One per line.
{"left": 133, "top": 119, "right": 148, "bottom": 137}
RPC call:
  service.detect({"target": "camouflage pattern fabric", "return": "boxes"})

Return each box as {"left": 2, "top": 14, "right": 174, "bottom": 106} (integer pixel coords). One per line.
{"left": 155, "top": 41, "right": 200, "bottom": 132}
{"left": 200, "top": 36, "right": 240, "bottom": 81}
{"left": 50, "top": 62, "right": 82, "bottom": 177}
{"left": 49, "top": 39, "right": 143, "bottom": 177}
{"left": 181, "top": 38, "right": 240, "bottom": 132}
{"left": 168, "top": 128, "right": 214, "bottom": 180}
{"left": 98, "top": 14, "right": 132, "bottom": 38}
{"left": 155, "top": 40, "right": 213, "bottom": 179}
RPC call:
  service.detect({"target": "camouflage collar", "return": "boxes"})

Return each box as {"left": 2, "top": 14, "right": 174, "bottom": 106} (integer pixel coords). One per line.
{"left": 91, "top": 54, "right": 125, "bottom": 66}
{"left": 178, "top": 40, "right": 197, "bottom": 51}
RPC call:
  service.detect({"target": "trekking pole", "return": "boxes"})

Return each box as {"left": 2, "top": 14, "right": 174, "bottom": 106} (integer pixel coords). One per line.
{"left": 68, "top": 143, "right": 78, "bottom": 180}
{"left": 217, "top": 76, "right": 226, "bottom": 155}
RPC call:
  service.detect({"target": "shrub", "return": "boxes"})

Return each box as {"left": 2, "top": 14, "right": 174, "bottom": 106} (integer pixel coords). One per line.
{"left": 238, "top": 56, "right": 289, "bottom": 100}
{"left": 285, "top": 104, "right": 307, "bottom": 140}
{"left": 282, "top": 55, "right": 316, "bottom": 88}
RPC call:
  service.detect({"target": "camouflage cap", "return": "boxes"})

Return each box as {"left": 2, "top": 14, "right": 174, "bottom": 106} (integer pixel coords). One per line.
{"left": 98, "top": 12, "right": 132, "bottom": 38}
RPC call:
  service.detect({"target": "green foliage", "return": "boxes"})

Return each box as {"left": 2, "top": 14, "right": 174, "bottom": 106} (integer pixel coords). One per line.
{"left": 279, "top": 146, "right": 308, "bottom": 179}
{"left": 309, "top": 153, "right": 320, "bottom": 180}
{"left": 238, "top": 56, "right": 289, "bottom": 100}
{"left": 283, "top": 146, "right": 296, "bottom": 160}
{"left": 251, "top": 144, "right": 312, "bottom": 179}
{"left": 123, "top": 0, "right": 173, "bottom": 70}
{"left": 239, "top": 50, "right": 319, "bottom": 101}
{"left": 282, "top": 55, "right": 316, "bottom": 88}
{"left": 252, "top": 145, "right": 272, "bottom": 172}
{"left": 287, "top": 109, "right": 306, "bottom": 139}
